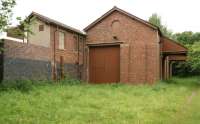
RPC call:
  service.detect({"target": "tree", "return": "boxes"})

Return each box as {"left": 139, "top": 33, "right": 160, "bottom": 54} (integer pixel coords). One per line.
{"left": 174, "top": 31, "right": 200, "bottom": 45}
{"left": 149, "top": 13, "right": 200, "bottom": 76}
{"left": 0, "top": 0, "right": 16, "bottom": 33}
{"left": 148, "top": 14, "right": 162, "bottom": 28}
{"left": 188, "top": 42, "right": 200, "bottom": 71}
{"left": 172, "top": 32, "right": 200, "bottom": 76}
{"left": 1, "top": 0, "right": 34, "bottom": 37}
{"left": 148, "top": 13, "right": 173, "bottom": 38}
{"left": 7, "top": 17, "right": 35, "bottom": 38}
{"left": 0, "top": 0, "right": 35, "bottom": 56}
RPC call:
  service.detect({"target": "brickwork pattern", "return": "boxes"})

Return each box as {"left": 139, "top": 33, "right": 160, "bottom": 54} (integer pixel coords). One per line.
{"left": 86, "top": 11, "right": 160, "bottom": 84}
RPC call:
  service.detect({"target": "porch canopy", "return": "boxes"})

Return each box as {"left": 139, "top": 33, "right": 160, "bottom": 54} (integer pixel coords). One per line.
{"left": 161, "top": 37, "right": 187, "bottom": 80}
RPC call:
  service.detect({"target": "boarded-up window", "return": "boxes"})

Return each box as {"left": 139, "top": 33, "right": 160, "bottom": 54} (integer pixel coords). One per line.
{"left": 59, "top": 32, "right": 65, "bottom": 49}
{"left": 79, "top": 37, "right": 84, "bottom": 52}
{"left": 74, "top": 35, "right": 78, "bottom": 51}
{"left": 111, "top": 20, "right": 120, "bottom": 39}
{"left": 39, "top": 25, "right": 44, "bottom": 31}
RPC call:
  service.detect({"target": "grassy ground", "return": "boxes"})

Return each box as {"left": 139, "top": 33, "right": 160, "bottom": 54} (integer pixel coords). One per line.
{"left": 0, "top": 77, "right": 200, "bottom": 124}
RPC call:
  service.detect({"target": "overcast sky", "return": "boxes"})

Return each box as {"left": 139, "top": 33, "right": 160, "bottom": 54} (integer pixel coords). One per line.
{"left": 12, "top": 0, "right": 200, "bottom": 33}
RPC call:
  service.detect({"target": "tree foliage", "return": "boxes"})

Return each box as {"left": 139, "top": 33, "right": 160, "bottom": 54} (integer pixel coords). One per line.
{"left": 149, "top": 14, "right": 200, "bottom": 76}
{"left": 173, "top": 31, "right": 200, "bottom": 76}
{"left": 7, "top": 17, "right": 35, "bottom": 38}
{"left": 0, "top": 0, "right": 16, "bottom": 33}
{"left": 174, "top": 31, "right": 200, "bottom": 45}
{"left": 173, "top": 42, "right": 200, "bottom": 76}
{"left": 189, "top": 42, "right": 200, "bottom": 70}
{"left": 148, "top": 13, "right": 173, "bottom": 38}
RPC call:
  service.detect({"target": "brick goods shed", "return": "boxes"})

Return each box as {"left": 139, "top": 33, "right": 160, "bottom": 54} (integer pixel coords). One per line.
{"left": 1, "top": 7, "right": 187, "bottom": 84}
{"left": 83, "top": 7, "right": 187, "bottom": 84}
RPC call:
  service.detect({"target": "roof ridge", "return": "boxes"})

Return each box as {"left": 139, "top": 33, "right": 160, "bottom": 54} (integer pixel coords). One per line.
{"left": 29, "top": 11, "right": 86, "bottom": 35}
{"left": 84, "top": 6, "right": 159, "bottom": 31}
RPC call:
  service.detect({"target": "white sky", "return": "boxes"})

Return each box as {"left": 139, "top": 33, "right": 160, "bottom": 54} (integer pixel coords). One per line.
{"left": 12, "top": 0, "right": 200, "bottom": 33}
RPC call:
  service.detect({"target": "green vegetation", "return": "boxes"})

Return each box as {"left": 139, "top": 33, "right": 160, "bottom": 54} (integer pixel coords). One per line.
{"left": 149, "top": 14, "right": 200, "bottom": 76}
{"left": 0, "top": 0, "right": 34, "bottom": 38}
{"left": 148, "top": 13, "right": 173, "bottom": 38}
{"left": 0, "top": 77, "right": 199, "bottom": 124}
{"left": 173, "top": 32, "right": 200, "bottom": 76}
{"left": 0, "top": 0, "right": 16, "bottom": 33}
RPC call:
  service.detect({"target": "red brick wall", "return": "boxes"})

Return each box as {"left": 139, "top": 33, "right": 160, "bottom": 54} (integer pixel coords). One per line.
{"left": 4, "top": 40, "right": 51, "bottom": 61}
{"left": 3, "top": 40, "right": 52, "bottom": 80}
{"left": 50, "top": 26, "right": 85, "bottom": 79}
{"left": 85, "top": 11, "right": 160, "bottom": 84}
{"left": 3, "top": 25, "right": 85, "bottom": 80}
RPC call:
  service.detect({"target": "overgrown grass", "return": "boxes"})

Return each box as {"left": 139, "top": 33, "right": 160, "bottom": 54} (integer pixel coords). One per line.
{"left": 0, "top": 77, "right": 199, "bottom": 124}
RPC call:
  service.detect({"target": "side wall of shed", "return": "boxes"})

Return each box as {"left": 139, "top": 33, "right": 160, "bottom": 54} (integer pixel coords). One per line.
{"left": 50, "top": 26, "right": 85, "bottom": 80}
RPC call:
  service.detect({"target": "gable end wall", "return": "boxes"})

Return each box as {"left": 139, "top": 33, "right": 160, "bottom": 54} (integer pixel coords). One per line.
{"left": 85, "top": 11, "right": 160, "bottom": 84}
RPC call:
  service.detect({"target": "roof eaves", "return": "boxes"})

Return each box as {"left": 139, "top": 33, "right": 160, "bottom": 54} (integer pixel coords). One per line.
{"left": 162, "top": 51, "right": 187, "bottom": 55}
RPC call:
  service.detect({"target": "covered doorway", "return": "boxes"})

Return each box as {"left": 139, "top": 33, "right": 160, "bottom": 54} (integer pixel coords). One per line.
{"left": 162, "top": 54, "right": 187, "bottom": 80}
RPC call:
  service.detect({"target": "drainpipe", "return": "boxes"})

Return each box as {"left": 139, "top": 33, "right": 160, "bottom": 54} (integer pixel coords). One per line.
{"left": 77, "top": 35, "right": 80, "bottom": 79}
{"left": 82, "top": 37, "right": 86, "bottom": 80}
{"left": 160, "top": 37, "right": 163, "bottom": 80}
{"left": 53, "top": 26, "right": 58, "bottom": 80}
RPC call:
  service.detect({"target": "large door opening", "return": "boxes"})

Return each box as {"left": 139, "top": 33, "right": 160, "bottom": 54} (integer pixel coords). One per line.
{"left": 89, "top": 45, "right": 120, "bottom": 83}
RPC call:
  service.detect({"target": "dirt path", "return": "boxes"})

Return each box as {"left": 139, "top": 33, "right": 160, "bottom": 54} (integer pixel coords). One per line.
{"left": 171, "top": 87, "right": 199, "bottom": 124}
{"left": 186, "top": 91, "right": 197, "bottom": 104}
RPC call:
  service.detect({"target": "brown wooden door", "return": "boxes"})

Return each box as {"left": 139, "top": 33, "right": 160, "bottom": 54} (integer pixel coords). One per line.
{"left": 89, "top": 46, "right": 120, "bottom": 83}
